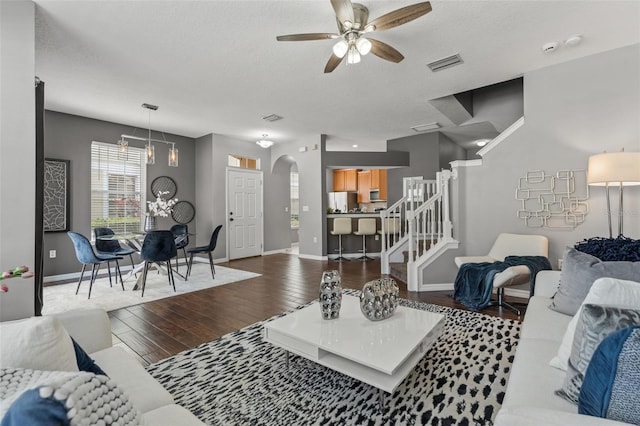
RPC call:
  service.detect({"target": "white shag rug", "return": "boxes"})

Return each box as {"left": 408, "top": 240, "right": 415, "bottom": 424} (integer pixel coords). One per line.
{"left": 42, "top": 263, "right": 261, "bottom": 315}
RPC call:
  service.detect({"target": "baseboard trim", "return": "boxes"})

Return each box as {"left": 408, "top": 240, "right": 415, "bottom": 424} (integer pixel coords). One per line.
{"left": 263, "top": 249, "right": 289, "bottom": 256}
{"left": 418, "top": 283, "right": 454, "bottom": 292}
{"left": 503, "top": 288, "right": 530, "bottom": 299}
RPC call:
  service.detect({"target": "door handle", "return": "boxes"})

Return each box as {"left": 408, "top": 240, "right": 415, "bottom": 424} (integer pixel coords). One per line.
{"left": 230, "top": 218, "right": 234, "bottom": 222}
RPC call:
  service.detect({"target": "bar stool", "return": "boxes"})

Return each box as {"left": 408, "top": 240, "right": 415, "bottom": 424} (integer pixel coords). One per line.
{"left": 354, "top": 218, "right": 377, "bottom": 261}
{"left": 379, "top": 217, "right": 401, "bottom": 235}
{"left": 330, "top": 218, "right": 352, "bottom": 261}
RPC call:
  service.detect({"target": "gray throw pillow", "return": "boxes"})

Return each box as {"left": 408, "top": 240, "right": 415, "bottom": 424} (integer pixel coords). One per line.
{"left": 556, "top": 304, "right": 640, "bottom": 404}
{"left": 550, "top": 247, "right": 640, "bottom": 316}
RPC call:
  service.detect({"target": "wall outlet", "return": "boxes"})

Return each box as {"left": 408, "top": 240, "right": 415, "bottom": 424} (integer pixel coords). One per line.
{"left": 375, "top": 234, "right": 379, "bottom": 240}
{"left": 285, "top": 206, "right": 288, "bottom": 212}
{"left": 49, "top": 250, "right": 56, "bottom": 259}
{"left": 313, "top": 237, "right": 317, "bottom": 243}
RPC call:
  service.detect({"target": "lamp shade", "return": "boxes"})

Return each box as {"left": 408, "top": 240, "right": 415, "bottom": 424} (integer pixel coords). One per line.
{"left": 587, "top": 152, "right": 640, "bottom": 187}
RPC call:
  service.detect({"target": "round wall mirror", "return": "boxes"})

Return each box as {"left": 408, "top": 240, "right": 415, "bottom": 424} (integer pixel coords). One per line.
{"left": 150, "top": 176, "right": 177, "bottom": 199}
{"left": 172, "top": 200, "right": 195, "bottom": 224}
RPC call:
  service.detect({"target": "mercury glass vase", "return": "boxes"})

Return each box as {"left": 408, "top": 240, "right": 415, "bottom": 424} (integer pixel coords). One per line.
{"left": 143, "top": 216, "right": 157, "bottom": 232}
{"left": 319, "top": 270, "right": 342, "bottom": 320}
{"left": 359, "top": 278, "right": 399, "bottom": 321}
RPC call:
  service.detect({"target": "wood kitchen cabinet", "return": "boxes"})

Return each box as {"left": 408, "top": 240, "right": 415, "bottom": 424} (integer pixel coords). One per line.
{"left": 357, "top": 171, "right": 371, "bottom": 203}
{"left": 370, "top": 169, "right": 387, "bottom": 200}
{"left": 333, "top": 169, "right": 358, "bottom": 192}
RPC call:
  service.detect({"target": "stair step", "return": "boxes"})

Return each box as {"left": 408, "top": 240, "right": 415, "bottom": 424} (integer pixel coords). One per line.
{"left": 402, "top": 239, "right": 435, "bottom": 262}
{"left": 389, "top": 262, "right": 407, "bottom": 285}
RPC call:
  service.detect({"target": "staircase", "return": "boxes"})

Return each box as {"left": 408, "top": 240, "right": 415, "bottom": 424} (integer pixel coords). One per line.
{"left": 380, "top": 170, "right": 459, "bottom": 291}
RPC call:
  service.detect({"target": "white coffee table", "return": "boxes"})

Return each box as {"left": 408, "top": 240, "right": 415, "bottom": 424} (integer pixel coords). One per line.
{"left": 263, "top": 295, "right": 445, "bottom": 404}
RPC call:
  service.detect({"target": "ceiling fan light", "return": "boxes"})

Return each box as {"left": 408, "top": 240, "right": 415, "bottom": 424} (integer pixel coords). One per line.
{"left": 355, "top": 37, "right": 372, "bottom": 55}
{"left": 332, "top": 40, "right": 349, "bottom": 58}
{"left": 347, "top": 45, "right": 361, "bottom": 64}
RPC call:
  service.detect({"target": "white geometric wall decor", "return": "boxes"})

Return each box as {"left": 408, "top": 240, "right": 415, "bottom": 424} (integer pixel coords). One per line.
{"left": 515, "top": 170, "right": 589, "bottom": 229}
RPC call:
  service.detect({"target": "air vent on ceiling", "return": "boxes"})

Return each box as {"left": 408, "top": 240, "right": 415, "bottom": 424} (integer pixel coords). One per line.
{"left": 262, "top": 114, "right": 283, "bottom": 122}
{"left": 427, "top": 54, "right": 463, "bottom": 72}
{"left": 411, "top": 122, "right": 441, "bottom": 133}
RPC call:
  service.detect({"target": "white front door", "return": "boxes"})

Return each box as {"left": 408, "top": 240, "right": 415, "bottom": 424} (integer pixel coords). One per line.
{"left": 227, "top": 168, "right": 263, "bottom": 260}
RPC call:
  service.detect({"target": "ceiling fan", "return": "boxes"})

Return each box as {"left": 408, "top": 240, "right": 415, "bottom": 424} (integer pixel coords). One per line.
{"left": 276, "top": 0, "right": 432, "bottom": 73}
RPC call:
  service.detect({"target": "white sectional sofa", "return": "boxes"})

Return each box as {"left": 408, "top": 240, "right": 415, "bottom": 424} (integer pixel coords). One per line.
{"left": 494, "top": 271, "right": 631, "bottom": 426}
{"left": 1, "top": 308, "right": 204, "bottom": 425}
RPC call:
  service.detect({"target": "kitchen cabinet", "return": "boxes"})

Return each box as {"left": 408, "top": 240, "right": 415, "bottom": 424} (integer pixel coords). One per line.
{"left": 333, "top": 169, "right": 358, "bottom": 192}
{"left": 370, "top": 169, "right": 387, "bottom": 200}
{"left": 357, "top": 171, "right": 371, "bottom": 203}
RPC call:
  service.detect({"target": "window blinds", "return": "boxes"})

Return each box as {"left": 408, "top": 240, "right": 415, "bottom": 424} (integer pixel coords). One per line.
{"left": 90, "top": 141, "right": 146, "bottom": 235}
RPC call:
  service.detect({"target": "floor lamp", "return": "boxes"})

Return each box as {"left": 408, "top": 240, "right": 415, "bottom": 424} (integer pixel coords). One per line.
{"left": 587, "top": 151, "right": 640, "bottom": 237}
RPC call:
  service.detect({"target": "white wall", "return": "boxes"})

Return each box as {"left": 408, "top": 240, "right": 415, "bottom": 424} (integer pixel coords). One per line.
{"left": 443, "top": 44, "right": 640, "bottom": 289}
{"left": 0, "top": 0, "right": 36, "bottom": 320}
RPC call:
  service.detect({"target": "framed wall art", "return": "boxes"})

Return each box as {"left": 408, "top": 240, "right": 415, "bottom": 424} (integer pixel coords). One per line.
{"left": 44, "top": 158, "right": 70, "bottom": 232}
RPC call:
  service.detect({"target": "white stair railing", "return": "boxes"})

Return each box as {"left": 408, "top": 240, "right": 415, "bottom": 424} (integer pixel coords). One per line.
{"left": 379, "top": 177, "right": 438, "bottom": 273}
{"left": 380, "top": 171, "right": 456, "bottom": 291}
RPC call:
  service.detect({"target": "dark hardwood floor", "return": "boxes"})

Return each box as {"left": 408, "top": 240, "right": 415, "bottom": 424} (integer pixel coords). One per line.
{"left": 108, "top": 254, "right": 527, "bottom": 366}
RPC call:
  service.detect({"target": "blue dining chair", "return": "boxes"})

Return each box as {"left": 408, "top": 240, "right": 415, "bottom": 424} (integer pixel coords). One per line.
{"left": 140, "top": 230, "right": 178, "bottom": 297}
{"left": 170, "top": 224, "right": 189, "bottom": 277}
{"left": 187, "top": 225, "right": 222, "bottom": 279}
{"left": 94, "top": 227, "right": 136, "bottom": 270}
{"left": 68, "top": 231, "right": 124, "bottom": 299}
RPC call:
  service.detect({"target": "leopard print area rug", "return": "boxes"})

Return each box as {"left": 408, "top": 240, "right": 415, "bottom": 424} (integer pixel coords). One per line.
{"left": 147, "top": 291, "right": 521, "bottom": 425}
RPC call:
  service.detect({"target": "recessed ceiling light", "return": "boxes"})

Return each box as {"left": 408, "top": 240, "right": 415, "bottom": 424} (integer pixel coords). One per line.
{"left": 542, "top": 41, "right": 559, "bottom": 53}
{"left": 476, "top": 139, "right": 490, "bottom": 147}
{"left": 352, "top": 144, "right": 358, "bottom": 148}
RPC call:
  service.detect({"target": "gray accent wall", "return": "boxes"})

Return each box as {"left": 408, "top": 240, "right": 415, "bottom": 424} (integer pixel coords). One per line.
{"left": 0, "top": 0, "right": 36, "bottom": 319}
{"left": 43, "top": 111, "right": 196, "bottom": 277}
{"left": 423, "top": 43, "right": 640, "bottom": 288}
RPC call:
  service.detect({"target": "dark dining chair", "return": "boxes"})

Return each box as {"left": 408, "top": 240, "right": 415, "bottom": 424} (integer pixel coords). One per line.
{"left": 94, "top": 227, "right": 136, "bottom": 270}
{"left": 68, "top": 231, "right": 124, "bottom": 299}
{"left": 170, "top": 224, "right": 189, "bottom": 276}
{"left": 187, "top": 225, "right": 222, "bottom": 279}
{"left": 139, "top": 230, "right": 178, "bottom": 297}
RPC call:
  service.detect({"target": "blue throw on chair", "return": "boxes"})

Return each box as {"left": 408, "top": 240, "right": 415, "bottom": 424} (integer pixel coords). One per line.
{"left": 187, "top": 225, "right": 222, "bottom": 279}
{"left": 94, "top": 227, "right": 136, "bottom": 270}
{"left": 170, "top": 224, "right": 189, "bottom": 277}
{"left": 139, "top": 230, "right": 178, "bottom": 297}
{"left": 67, "top": 231, "right": 124, "bottom": 299}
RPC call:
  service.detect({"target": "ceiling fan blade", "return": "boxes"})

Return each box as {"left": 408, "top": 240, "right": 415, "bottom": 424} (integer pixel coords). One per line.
{"left": 324, "top": 54, "right": 345, "bottom": 73}
{"left": 331, "top": 0, "right": 355, "bottom": 27}
{"left": 276, "top": 33, "right": 340, "bottom": 42}
{"left": 369, "top": 38, "right": 404, "bottom": 63}
{"left": 367, "top": 1, "right": 432, "bottom": 32}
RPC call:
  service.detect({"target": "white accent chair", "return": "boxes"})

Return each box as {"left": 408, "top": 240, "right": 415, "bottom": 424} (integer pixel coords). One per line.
{"left": 454, "top": 233, "right": 549, "bottom": 316}
{"left": 330, "top": 218, "right": 352, "bottom": 261}
{"left": 353, "top": 218, "right": 377, "bottom": 261}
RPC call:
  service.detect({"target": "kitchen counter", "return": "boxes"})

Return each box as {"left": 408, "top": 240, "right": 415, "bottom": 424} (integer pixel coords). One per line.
{"left": 326, "top": 213, "right": 382, "bottom": 218}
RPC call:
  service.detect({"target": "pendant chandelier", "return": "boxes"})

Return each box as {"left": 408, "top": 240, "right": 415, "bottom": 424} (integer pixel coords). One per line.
{"left": 117, "top": 103, "right": 179, "bottom": 167}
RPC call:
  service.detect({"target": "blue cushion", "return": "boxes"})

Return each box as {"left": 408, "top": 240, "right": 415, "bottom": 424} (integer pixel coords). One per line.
{"left": 0, "top": 388, "right": 69, "bottom": 426}
{"left": 579, "top": 325, "right": 640, "bottom": 424}
{"left": 70, "top": 337, "right": 107, "bottom": 376}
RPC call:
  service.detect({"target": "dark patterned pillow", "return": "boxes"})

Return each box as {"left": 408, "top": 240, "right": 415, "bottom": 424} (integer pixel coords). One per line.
{"left": 556, "top": 304, "right": 640, "bottom": 404}
{"left": 579, "top": 326, "right": 640, "bottom": 424}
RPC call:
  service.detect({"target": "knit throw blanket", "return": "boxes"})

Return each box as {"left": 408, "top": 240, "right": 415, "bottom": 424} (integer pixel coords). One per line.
{"left": 453, "top": 255, "right": 552, "bottom": 311}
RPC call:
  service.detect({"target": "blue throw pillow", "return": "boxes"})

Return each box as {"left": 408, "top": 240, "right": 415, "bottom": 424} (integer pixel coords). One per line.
{"left": 70, "top": 337, "right": 107, "bottom": 376}
{"left": 579, "top": 326, "right": 640, "bottom": 424}
{"left": 0, "top": 388, "right": 69, "bottom": 426}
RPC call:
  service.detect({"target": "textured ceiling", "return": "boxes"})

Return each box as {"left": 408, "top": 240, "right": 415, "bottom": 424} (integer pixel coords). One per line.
{"left": 34, "top": 1, "right": 640, "bottom": 151}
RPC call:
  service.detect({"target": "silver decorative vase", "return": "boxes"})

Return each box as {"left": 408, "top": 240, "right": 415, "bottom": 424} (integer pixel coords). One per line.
{"left": 144, "top": 216, "right": 157, "bottom": 232}
{"left": 319, "top": 270, "right": 342, "bottom": 320}
{"left": 360, "top": 278, "right": 399, "bottom": 321}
